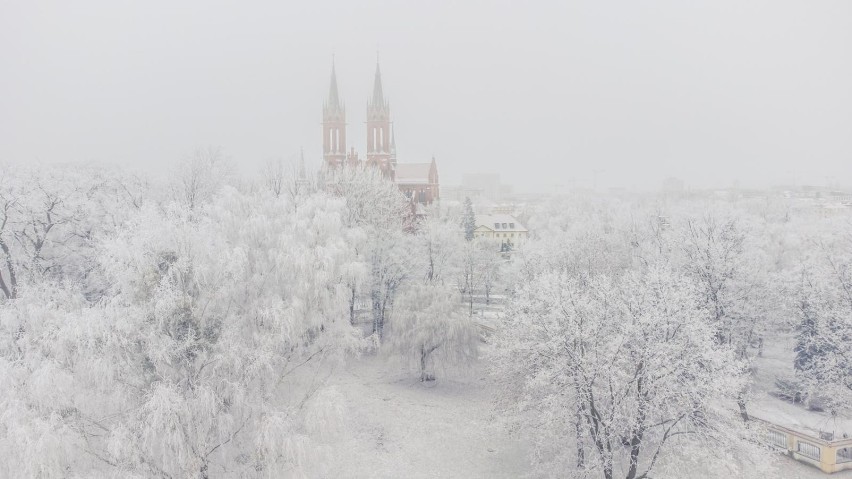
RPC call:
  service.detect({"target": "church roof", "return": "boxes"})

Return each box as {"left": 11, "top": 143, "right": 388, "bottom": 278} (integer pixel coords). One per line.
{"left": 395, "top": 163, "right": 433, "bottom": 185}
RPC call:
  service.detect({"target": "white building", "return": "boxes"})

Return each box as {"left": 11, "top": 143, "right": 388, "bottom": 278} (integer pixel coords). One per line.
{"left": 474, "top": 214, "right": 528, "bottom": 251}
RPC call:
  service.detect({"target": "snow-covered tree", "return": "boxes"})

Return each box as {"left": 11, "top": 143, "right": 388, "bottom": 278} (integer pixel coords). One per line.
{"left": 389, "top": 283, "right": 478, "bottom": 382}
{"left": 262, "top": 153, "right": 316, "bottom": 208}
{"left": 326, "top": 166, "right": 411, "bottom": 341}
{"left": 677, "top": 215, "right": 771, "bottom": 361}
{"left": 462, "top": 197, "right": 476, "bottom": 241}
{"left": 262, "top": 156, "right": 286, "bottom": 198}
{"left": 493, "top": 265, "right": 770, "bottom": 478}
{"left": 0, "top": 165, "right": 139, "bottom": 300}
{"left": 417, "top": 209, "right": 464, "bottom": 285}
{"left": 367, "top": 229, "right": 414, "bottom": 341}
{"left": 479, "top": 239, "right": 504, "bottom": 305}
{"left": 792, "top": 224, "right": 852, "bottom": 415}
{"left": 171, "top": 146, "right": 231, "bottom": 212}
{"left": 518, "top": 195, "right": 638, "bottom": 285}
{"left": 458, "top": 238, "right": 486, "bottom": 316}
{"left": 677, "top": 213, "right": 780, "bottom": 421}
{"left": 0, "top": 185, "right": 363, "bottom": 477}
{"left": 327, "top": 165, "right": 409, "bottom": 232}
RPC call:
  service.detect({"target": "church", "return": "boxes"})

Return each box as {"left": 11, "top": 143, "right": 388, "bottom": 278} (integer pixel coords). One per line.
{"left": 322, "top": 61, "right": 439, "bottom": 206}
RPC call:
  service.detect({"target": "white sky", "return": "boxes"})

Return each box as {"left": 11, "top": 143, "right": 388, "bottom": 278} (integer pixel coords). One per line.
{"left": 1, "top": 0, "right": 850, "bottom": 191}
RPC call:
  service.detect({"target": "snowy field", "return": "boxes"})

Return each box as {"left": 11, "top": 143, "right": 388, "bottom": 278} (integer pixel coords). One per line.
{"left": 321, "top": 352, "right": 528, "bottom": 478}
{"left": 341, "top": 294, "right": 852, "bottom": 479}
{"left": 340, "top": 296, "right": 851, "bottom": 478}
{"left": 316, "top": 352, "right": 850, "bottom": 479}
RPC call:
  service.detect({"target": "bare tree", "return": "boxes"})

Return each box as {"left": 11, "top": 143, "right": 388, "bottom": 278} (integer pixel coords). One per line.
{"left": 173, "top": 146, "right": 228, "bottom": 211}
{"left": 262, "top": 156, "right": 286, "bottom": 198}
{"left": 0, "top": 167, "right": 112, "bottom": 299}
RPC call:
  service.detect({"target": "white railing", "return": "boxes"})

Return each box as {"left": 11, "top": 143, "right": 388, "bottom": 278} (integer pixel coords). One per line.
{"left": 767, "top": 429, "right": 787, "bottom": 448}
{"left": 797, "top": 441, "right": 821, "bottom": 460}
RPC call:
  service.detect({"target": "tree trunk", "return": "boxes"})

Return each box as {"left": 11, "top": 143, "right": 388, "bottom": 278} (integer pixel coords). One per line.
{"left": 420, "top": 345, "right": 436, "bottom": 382}
{"left": 0, "top": 273, "right": 11, "bottom": 300}
{"left": 372, "top": 289, "right": 382, "bottom": 340}
{"left": 349, "top": 285, "right": 357, "bottom": 325}
{"left": 420, "top": 346, "right": 428, "bottom": 382}
{"left": 0, "top": 238, "right": 17, "bottom": 299}
{"left": 626, "top": 370, "right": 647, "bottom": 479}
{"left": 574, "top": 408, "right": 585, "bottom": 469}
{"left": 737, "top": 393, "right": 750, "bottom": 422}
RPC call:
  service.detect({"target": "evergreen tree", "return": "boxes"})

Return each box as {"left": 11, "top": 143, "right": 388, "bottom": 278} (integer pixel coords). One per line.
{"left": 462, "top": 197, "right": 476, "bottom": 241}
{"left": 794, "top": 296, "right": 821, "bottom": 373}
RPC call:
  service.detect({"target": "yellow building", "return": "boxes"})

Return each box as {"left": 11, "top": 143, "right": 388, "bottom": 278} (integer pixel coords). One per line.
{"left": 474, "top": 214, "right": 528, "bottom": 251}
{"left": 756, "top": 416, "right": 852, "bottom": 474}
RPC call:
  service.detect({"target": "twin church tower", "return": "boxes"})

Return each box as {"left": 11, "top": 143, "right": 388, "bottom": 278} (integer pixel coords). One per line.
{"left": 322, "top": 60, "right": 439, "bottom": 206}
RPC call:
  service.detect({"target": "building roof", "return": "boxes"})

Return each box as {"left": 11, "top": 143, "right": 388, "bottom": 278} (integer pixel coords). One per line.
{"left": 395, "top": 162, "right": 434, "bottom": 185}
{"left": 475, "top": 214, "right": 528, "bottom": 233}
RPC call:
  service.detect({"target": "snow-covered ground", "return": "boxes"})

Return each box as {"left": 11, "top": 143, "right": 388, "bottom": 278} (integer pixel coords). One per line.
{"left": 785, "top": 460, "right": 852, "bottom": 479}
{"left": 336, "top": 299, "right": 852, "bottom": 478}
{"left": 752, "top": 334, "right": 852, "bottom": 439}
{"left": 320, "top": 352, "right": 529, "bottom": 478}
{"left": 315, "top": 350, "right": 852, "bottom": 479}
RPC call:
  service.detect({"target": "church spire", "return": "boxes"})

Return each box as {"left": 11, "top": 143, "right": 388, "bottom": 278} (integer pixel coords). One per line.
{"left": 323, "top": 58, "right": 346, "bottom": 169}
{"left": 326, "top": 59, "right": 342, "bottom": 112}
{"left": 366, "top": 59, "right": 391, "bottom": 178}
{"left": 370, "top": 60, "right": 385, "bottom": 110}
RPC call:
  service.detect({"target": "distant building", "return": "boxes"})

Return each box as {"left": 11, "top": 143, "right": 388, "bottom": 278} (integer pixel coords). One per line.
{"left": 463, "top": 174, "right": 501, "bottom": 201}
{"left": 440, "top": 185, "right": 481, "bottom": 203}
{"left": 321, "top": 60, "right": 439, "bottom": 206}
{"left": 829, "top": 191, "right": 852, "bottom": 206}
{"left": 474, "top": 214, "right": 529, "bottom": 251}
{"left": 490, "top": 204, "right": 517, "bottom": 215}
{"left": 395, "top": 159, "right": 439, "bottom": 205}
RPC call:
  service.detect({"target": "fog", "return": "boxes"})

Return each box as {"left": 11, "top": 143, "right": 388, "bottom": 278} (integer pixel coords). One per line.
{"left": 1, "top": 0, "right": 850, "bottom": 191}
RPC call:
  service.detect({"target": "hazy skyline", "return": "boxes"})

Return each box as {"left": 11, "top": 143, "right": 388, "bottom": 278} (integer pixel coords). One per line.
{"left": 1, "top": 0, "right": 850, "bottom": 191}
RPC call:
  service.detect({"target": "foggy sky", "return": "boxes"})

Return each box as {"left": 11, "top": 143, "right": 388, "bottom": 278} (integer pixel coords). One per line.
{"left": 1, "top": 1, "right": 850, "bottom": 191}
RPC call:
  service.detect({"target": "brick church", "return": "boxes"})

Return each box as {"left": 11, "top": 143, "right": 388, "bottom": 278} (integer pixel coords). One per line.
{"left": 322, "top": 61, "right": 439, "bottom": 206}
